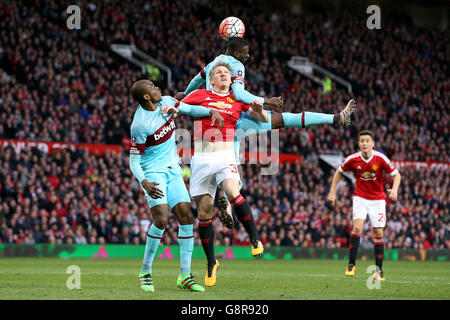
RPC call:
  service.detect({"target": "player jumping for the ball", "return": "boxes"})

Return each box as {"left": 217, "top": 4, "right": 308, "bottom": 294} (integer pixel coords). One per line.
{"left": 178, "top": 62, "right": 269, "bottom": 287}
{"left": 176, "top": 37, "right": 356, "bottom": 230}
{"left": 129, "top": 79, "right": 224, "bottom": 292}
{"left": 327, "top": 130, "right": 401, "bottom": 281}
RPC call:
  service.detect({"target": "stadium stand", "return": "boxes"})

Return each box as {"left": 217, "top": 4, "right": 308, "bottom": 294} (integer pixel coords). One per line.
{"left": 0, "top": 0, "right": 448, "bottom": 248}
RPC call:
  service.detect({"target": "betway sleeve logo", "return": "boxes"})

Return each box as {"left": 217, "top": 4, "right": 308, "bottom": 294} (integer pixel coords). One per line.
{"left": 145, "top": 116, "right": 176, "bottom": 147}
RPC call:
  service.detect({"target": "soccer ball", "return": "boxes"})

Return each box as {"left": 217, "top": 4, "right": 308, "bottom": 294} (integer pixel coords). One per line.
{"left": 219, "top": 17, "right": 245, "bottom": 41}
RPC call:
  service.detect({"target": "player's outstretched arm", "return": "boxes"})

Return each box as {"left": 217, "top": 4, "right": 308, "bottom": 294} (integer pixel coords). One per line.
{"left": 161, "top": 103, "right": 224, "bottom": 129}
{"left": 231, "top": 82, "right": 284, "bottom": 111}
{"left": 230, "top": 81, "right": 264, "bottom": 105}
{"left": 161, "top": 102, "right": 210, "bottom": 118}
{"left": 327, "top": 169, "right": 343, "bottom": 207}
{"left": 175, "top": 72, "right": 206, "bottom": 100}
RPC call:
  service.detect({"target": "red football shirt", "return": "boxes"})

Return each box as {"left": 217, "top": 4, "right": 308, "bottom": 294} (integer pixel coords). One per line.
{"left": 339, "top": 150, "right": 399, "bottom": 200}
{"left": 181, "top": 89, "right": 251, "bottom": 142}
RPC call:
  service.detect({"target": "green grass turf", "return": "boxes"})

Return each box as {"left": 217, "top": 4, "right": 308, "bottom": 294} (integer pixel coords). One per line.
{"left": 0, "top": 258, "right": 448, "bottom": 300}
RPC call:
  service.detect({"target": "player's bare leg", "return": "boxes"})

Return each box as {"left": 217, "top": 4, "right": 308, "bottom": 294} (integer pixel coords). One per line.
{"left": 218, "top": 195, "right": 233, "bottom": 229}
{"left": 372, "top": 227, "right": 386, "bottom": 281}
{"left": 216, "top": 165, "right": 241, "bottom": 230}
{"left": 217, "top": 166, "right": 243, "bottom": 230}
{"left": 270, "top": 111, "right": 285, "bottom": 129}
{"left": 221, "top": 178, "right": 263, "bottom": 257}
{"left": 194, "top": 195, "right": 219, "bottom": 287}
{"left": 345, "top": 218, "right": 364, "bottom": 277}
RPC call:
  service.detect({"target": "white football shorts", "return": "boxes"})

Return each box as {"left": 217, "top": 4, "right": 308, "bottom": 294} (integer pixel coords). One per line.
{"left": 189, "top": 150, "right": 240, "bottom": 198}
{"left": 352, "top": 196, "right": 386, "bottom": 228}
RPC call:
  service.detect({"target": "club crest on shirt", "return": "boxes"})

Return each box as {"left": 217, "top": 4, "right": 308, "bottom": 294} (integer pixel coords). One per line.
{"left": 226, "top": 97, "right": 235, "bottom": 103}
{"left": 372, "top": 164, "right": 379, "bottom": 171}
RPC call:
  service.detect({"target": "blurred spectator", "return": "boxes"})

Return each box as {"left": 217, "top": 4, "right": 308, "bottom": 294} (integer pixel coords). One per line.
{"left": 0, "top": 0, "right": 448, "bottom": 161}
{"left": 0, "top": 144, "right": 447, "bottom": 249}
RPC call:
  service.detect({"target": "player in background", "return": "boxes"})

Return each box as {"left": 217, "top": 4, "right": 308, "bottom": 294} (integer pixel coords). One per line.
{"left": 129, "top": 79, "right": 223, "bottom": 292}
{"left": 327, "top": 130, "right": 401, "bottom": 281}
{"left": 175, "top": 37, "right": 356, "bottom": 227}
{"left": 179, "top": 62, "right": 269, "bottom": 287}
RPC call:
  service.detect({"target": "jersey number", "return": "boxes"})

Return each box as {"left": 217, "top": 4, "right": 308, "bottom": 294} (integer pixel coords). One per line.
{"left": 230, "top": 164, "right": 238, "bottom": 174}
{"left": 378, "top": 213, "right": 384, "bottom": 222}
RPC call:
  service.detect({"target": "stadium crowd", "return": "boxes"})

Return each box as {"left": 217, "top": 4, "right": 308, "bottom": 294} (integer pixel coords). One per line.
{"left": 1, "top": 0, "right": 448, "bottom": 160}
{"left": 0, "top": 145, "right": 448, "bottom": 249}
{"left": 0, "top": 0, "right": 448, "bottom": 248}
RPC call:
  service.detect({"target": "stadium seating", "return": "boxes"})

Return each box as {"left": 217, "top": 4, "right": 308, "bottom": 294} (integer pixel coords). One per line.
{"left": 0, "top": 0, "right": 448, "bottom": 248}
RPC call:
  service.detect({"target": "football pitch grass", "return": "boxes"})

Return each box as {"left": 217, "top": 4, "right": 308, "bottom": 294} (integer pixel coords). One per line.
{"left": 0, "top": 258, "right": 448, "bottom": 300}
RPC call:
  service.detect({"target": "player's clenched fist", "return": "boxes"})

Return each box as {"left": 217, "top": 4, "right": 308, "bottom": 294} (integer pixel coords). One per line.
{"left": 327, "top": 192, "right": 336, "bottom": 207}
{"left": 141, "top": 180, "right": 164, "bottom": 199}
{"left": 387, "top": 188, "right": 398, "bottom": 201}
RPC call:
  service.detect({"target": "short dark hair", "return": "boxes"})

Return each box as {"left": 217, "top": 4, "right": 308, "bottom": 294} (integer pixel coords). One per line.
{"left": 130, "top": 80, "right": 150, "bottom": 105}
{"left": 359, "top": 130, "right": 374, "bottom": 140}
{"left": 227, "top": 37, "right": 248, "bottom": 53}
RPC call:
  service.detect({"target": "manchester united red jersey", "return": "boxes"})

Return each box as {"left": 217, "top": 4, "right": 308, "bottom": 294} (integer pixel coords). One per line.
{"left": 339, "top": 150, "right": 399, "bottom": 200}
{"left": 181, "top": 89, "right": 251, "bottom": 142}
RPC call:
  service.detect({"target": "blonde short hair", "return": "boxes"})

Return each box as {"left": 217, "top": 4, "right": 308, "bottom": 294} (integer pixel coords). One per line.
{"left": 209, "top": 62, "right": 232, "bottom": 81}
